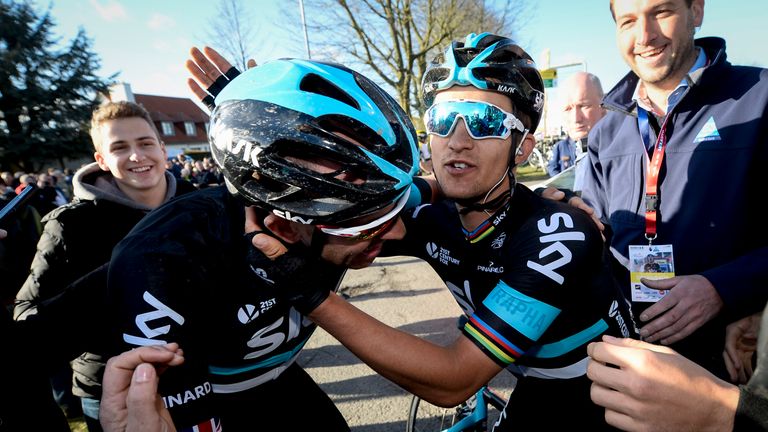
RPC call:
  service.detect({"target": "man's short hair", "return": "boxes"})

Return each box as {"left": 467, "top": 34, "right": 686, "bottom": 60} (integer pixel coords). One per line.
{"left": 90, "top": 101, "right": 160, "bottom": 153}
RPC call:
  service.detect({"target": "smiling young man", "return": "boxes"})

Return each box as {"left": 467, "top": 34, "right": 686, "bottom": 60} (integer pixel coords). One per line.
{"left": 575, "top": 0, "right": 768, "bottom": 378}
{"left": 13, "top": 101, "right": 196, "bottom": 431}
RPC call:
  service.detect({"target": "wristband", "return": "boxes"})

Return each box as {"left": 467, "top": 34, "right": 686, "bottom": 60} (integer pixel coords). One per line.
{"left": 206, "top": 74, "right": 230, "bottom": 96}
{"left": 224, "top": 66, "right": 241, "bottom": 80}
{"left": 202, "top": 95, "right": 215, "bottom": 111}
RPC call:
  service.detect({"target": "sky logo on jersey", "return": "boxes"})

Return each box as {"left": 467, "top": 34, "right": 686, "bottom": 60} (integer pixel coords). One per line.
{"left": 694, "top": 116, "right": 721, "bottom": 142}
{"left": 526, "top": 212, "right": 585, "bottom": 285}
{"left": 123, "top": 291, "right": 185, "bottom": 346}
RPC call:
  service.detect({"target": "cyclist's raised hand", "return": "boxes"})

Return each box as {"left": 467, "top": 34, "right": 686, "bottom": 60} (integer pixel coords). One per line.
{"left": 101, "top": 343, "right": 184, "bottom": 432}
{"left": 185, "top": 46, "right": 257, "bottom": 110}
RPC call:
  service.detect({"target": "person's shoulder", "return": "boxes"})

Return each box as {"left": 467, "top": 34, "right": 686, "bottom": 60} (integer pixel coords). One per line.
{"left": 161, "top": 185, "right": 231, "bottom": 211}
{"left": 129, "top": 186, "right": 241, "bottom": 240}
{"left": 521, "top": 187, "right": 601, "bottom": 240}
{"left": 40, "top": 198, "right": 94, "bottom": 224}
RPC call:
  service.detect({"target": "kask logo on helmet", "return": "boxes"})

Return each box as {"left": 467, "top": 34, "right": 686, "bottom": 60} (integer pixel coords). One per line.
{"left": 213, "top": 127, "right": 262, "bottom": 167}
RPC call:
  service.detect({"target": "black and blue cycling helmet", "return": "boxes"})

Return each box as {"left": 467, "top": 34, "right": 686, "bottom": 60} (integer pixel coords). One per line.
{"left": 209, "top": 58, "right": 419, "bottom": 225}
{"left": 422, "top": 33, "right": 545, "bottom": 131}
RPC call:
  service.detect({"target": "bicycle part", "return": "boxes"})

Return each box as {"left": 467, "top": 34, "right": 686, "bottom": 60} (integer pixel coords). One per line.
{"left": 406, "top": 386, "right": 509, "bottom": 432}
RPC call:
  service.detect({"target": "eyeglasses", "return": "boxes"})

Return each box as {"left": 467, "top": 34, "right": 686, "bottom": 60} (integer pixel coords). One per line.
{"left": 317, "top": 189, "right": 410, "bottom": 241}
{"left": 425, "top": 99, "right": 527, "bottom": 140}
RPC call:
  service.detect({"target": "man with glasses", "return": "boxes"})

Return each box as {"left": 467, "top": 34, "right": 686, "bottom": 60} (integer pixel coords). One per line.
{"left": 238, "top": 34, "right": 637, "bottom": 430}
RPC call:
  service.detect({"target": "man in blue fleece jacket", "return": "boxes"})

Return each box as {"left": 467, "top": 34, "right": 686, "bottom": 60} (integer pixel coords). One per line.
{"left": 579, "top": 0, "right": 768, "bottom": 377}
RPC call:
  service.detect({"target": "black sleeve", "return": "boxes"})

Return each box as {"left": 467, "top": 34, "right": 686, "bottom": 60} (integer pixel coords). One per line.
{"left": 107, "top": 216, "right": 219, "bottom": 428}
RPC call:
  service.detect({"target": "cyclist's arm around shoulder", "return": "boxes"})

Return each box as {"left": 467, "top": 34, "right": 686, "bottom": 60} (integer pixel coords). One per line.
{"left": 411, "top": 176, "right": 440, "bottom": 206}
{"left": 309, "top": 292, "right": 502, "bottom": 407}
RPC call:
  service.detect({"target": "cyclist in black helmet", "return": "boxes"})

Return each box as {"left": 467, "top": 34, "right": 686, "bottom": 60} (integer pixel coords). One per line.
{"left": 104, "top": 58, "right": 420, "bottom": 431}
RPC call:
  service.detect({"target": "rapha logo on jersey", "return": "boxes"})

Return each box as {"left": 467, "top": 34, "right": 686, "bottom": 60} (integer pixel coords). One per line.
{"left": 162, "top": 381, "right": 212, "bottom": 408}
{"left": 526, "top": 212, "right": 585, "bottom": 285}
{"left": 249, "top": 265, "right": 274, "bottom": 284}
{"left": 426, "top": 242, "right": 439, "bottom": 258}
{"left": 477, "top": 260, "right": 504, "bottom": 274}
{"left": 491, "top": 232, "right": 506, "bottom": 249}
{"left": 123, "top": 291, "right": 185, "bottom": 347}
{"left": 608, "top": 300, "right": 631, "bottom": 338}
{"left": 213, "top": 128, "right": 262, "bottom": 166}
{"left": 272, "top": 209, "right": 314, "bottom": 224}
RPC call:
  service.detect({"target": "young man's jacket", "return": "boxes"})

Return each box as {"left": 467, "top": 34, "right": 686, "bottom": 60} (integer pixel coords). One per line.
{"left": 580, "top": 37, "right": 768, "bottom": 372}
{"left": 13, "top": 162, "right": 195, "bottom": 399}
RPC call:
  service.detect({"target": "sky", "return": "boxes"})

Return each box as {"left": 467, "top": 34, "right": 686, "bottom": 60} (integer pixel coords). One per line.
{"left": 42, "top": 0, "right": 768, "bottom": 134}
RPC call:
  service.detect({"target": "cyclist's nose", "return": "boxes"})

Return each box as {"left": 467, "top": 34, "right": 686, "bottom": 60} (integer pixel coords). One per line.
{"left": 447, "top": 118, "right": 474, "bottom": 151}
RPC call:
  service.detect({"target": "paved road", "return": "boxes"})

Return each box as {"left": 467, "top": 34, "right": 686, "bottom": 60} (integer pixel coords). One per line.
{"left": 297, "top": 256, "right": 516, "bottom": 431}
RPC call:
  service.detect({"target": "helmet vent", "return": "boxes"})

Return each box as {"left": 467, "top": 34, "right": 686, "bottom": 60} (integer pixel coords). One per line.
{"left": 300, "top": 74, "right": 360, "bottom": 110}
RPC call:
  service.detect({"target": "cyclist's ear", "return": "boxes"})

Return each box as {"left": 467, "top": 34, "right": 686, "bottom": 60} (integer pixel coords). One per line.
{"left": 514, "top": 132, "right": 535, "bottom": 166}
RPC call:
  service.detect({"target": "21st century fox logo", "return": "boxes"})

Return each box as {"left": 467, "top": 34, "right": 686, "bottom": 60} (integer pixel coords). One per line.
{"left": 426, "top": 242, "right": 459, "bottom": 265}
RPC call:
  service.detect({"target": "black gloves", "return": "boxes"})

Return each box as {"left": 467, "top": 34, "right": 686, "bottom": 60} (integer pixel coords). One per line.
{"left": 245, "top": 232, "right": 334, "bottom": 315}
{"left": 201, "top": 66, "right": 241, "bottom": 111}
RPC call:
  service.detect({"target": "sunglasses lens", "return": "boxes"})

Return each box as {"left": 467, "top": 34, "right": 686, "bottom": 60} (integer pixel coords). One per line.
{"left": 426, "top": 104, "right": 458, "bottom": 137}
{"left": 426, "top": 101, "right": 510, "bottom": 139}
{"left": 464, "top": 103, "right": 507, "bottom": 138}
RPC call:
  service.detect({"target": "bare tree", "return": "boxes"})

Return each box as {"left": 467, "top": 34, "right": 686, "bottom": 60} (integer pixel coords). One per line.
{"left": 205, "top": 0, "right": 256, "bottom": 71}
{"left": 302, "top": 0, "right": 530, "bottom": 116}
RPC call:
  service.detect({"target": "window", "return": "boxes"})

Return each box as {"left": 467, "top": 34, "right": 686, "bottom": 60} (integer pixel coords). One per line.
{"left": 161, "top": 121, "right": 174, "bottom": 136}
{"left": 185, "top": 122, "right": 196, "bottom": 136}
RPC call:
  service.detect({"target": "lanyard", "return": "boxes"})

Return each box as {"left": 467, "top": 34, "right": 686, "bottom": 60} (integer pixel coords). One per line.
{"left": 638, "top": 108, "right": 669, "bottom": 244}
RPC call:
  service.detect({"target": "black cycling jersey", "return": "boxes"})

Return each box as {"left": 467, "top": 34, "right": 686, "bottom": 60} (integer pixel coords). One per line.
{"left": 387, "top": 183, "right": 638, "bottom": 430}
{"left": 106, "top": 186, "right": 349, "bottom": 431}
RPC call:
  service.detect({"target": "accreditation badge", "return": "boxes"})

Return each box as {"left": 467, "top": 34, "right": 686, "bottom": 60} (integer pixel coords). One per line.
{"left": 628, "top": 244, "right": 675, "bottom": 302}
